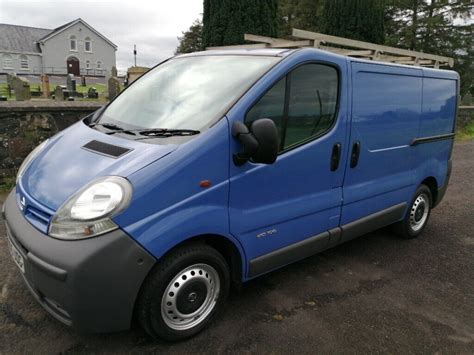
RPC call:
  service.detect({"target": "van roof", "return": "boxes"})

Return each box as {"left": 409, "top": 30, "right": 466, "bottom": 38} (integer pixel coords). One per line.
{"left": 176, "top": 48, "right": 298, "bottom": 58}
{"left": 177, "top": 48, "right": 458, "bottom": 79}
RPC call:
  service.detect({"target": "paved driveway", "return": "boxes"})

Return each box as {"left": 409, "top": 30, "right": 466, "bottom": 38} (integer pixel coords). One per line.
{"left": 1, "top": 141, "right": 473, "bottom": 353}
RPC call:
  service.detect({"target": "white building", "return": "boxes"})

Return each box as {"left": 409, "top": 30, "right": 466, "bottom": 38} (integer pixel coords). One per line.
{"left": 0, "top": 18, "right": 117, "bottom": 77}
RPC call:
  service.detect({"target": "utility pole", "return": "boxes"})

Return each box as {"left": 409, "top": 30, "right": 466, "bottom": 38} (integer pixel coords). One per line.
{"left": 133, "top": 45, "right": 137, "bottom": 67}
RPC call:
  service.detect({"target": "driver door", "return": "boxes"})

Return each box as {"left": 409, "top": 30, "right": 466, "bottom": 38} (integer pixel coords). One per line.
{"left": 228, "top": 62, "right": 349, "bottom": 277}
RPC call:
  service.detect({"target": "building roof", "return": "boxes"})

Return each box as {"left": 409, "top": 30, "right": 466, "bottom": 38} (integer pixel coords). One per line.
{"left": 0, "top": 23, "right": 52, "bottom": 53}
{"left": 38, "top": 18, "right": 117, "bottom": 49}
{"left": 0, "top": 18, "right": 117, "bottom": 54}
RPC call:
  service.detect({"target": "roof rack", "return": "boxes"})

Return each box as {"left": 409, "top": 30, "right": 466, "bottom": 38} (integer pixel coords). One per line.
{"left": 206, "top": 28, "right": 454, "bottom": 69}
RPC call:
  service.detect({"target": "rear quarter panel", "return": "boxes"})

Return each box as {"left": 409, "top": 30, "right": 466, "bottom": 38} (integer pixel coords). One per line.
{"left": 413, "top": 70, "right": 458, "bottom": 189}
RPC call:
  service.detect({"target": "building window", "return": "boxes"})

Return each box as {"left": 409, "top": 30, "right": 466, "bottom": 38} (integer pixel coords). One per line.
{"left": 70, "top": 35, "right": 77, "bottom": 51}
{"left": 2, "top": 54, "right": 13, "bottom": 69}
{"left": 19, "top": 55, "right": 29, "bottom": 70}
{"left": 85, "top": 60, "right": 91, "bottom": 69}
{"left": 96, "top": 60, "right": 102, "bottom": 69}
{"left": 84, "top": 37, "right": 92, "bottom": 52}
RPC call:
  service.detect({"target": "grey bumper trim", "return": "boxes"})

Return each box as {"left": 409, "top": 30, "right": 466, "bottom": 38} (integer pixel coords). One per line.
{"left": 3, "top": 189, "right": 156, "bottom": 333}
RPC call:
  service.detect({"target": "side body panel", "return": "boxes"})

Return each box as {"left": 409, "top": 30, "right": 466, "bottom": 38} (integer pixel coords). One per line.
{"left": 226, "top": 50, "right": 350, "bottom": 272}
{"left": 341, "top": 63, "right": 423, "bottom": 227}
{"left": 114, "top": 119, "right": 246, "bottom": 269}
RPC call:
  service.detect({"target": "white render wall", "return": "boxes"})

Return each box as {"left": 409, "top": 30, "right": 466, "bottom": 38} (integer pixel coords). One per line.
{"left": 41, "top": 21, "right": 116, "bottom": 76}
{"left": 0, "top": 51, "right": 43, "bottom": 75}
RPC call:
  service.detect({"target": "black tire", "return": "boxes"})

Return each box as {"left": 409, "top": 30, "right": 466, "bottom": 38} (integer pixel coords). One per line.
{"left": 136, "top": 243, "right": 230, "bottom": 341}
{"left": 395, "top": 184, "right": 433, "bottom": 239}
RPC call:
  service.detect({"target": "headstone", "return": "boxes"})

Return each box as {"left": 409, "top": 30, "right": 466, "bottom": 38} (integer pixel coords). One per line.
{"left": 66, "top": 74, "right": 76, "bottom": 93}
{"left": 111, "top": 66, "right": 118, "bottom": 78}
{"left": 54, "top": 85, "right": 65, "bottom": 101}
{"left": 108, "top": 77, "right": 121, "bottom": 100}
{"left": 66, "top": 74, "right": 73, "bottom": 91}
{"left": 81, "top": 75, "right": 86, "bottom": 87}
{"left": 12, "top": 76, "right": 31, "bottom": 101}
{"left": 41, "top": 75, "right": 50, "bottom": 98}
{"left": 87, "top": 87, "right": 98, "bottom": 99}
{"left": 6, "top": 73, "right": 15, "bottom": 87}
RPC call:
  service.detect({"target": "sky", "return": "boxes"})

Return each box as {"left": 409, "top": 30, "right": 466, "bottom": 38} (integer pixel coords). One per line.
{"left": 0, "top": 0, "right": 203, "bottom": 72}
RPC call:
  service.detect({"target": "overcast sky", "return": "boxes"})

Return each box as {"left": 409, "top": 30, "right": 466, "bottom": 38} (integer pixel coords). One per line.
{"left": 0, "top": 0, "right": 203, "bottom": 71}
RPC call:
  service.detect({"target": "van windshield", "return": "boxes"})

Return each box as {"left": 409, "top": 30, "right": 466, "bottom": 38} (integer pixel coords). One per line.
{"left": 98, "top": 55, "right": 280, "bottom": 132}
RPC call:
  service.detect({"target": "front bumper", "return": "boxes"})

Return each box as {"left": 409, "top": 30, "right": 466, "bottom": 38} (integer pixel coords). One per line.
{"left": 2, "top": 189, "right": 156, "bottom": 333}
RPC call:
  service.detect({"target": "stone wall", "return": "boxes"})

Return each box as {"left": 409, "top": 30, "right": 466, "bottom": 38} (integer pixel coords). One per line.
{"left": 0, "top": 101, "right": 103, "bottom": 186}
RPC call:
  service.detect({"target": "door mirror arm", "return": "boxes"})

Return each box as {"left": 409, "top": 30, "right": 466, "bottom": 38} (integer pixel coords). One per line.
{"left": 232, "top": 119, "right": 279, "bottom": 166}
{"left": 232, "top": 121, "right": 258, "bottom": 166}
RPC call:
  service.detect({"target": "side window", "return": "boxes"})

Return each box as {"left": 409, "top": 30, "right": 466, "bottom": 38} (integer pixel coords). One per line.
{"left": 285, "top": 64, "right": 338, "bottom": 149}
{"left": 245, "top": 77, "right": 286, "bottom": 142}
{"left": 245, "top": 63, "right": 338, "bottom": 152}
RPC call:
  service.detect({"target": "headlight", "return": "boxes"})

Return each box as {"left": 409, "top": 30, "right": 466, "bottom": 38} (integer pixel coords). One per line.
{"left": 16, "top": 139, "right": 49, "bottom": 184}
{"left": 49, "top": 176, "right": 132, "bottom": 240}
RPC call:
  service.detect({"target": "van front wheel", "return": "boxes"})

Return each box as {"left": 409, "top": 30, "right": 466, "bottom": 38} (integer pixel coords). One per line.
{"left": 136, "top": 244, "right": 230, "bottom": 341}
{"left": 395, "top": 185, "right": 432, "bottom": 239}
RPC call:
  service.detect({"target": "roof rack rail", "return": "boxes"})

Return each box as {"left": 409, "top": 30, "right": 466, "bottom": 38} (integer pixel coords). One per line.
{"left": 206, "top": 28, "right": 454, "bottom": 69}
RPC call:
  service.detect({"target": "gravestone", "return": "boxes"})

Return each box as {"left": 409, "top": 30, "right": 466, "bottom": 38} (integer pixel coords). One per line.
{"left": 108, "top": 77, "right": 121, "bottom": 100}
{"left": 81, "top": 75, "right": 86, "bottom": 87}
{"left": 87, "top": 87, "right": 98, "bottom": 99}
{"left": 54, "top": 85, "right": 65, "bottom": 101}
{"left": 6, "top": 73, "right": 15, "bottom": 86}
{"left": 12, "top": 76, "right": 31, "bottom": 101}
{"left": 41, "top": 75, "right": 50, "bottom": 98}
{"left": 111, "top": 66, "right": 118, "bottom": 78}
{"left": 66, "top": 74, "right": 76, "bottom": 93}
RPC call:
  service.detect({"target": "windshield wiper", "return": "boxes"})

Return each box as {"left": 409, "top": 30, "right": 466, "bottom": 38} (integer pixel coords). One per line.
{"left": 90, "top": 123, "right": 137, "bottom": 136}
{"left": 137, "top": 128, "right": 201, "bottom": 137}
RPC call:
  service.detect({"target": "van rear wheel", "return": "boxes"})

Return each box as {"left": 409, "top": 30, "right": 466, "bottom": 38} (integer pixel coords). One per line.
{"left": 395, "top": 184, "right": 432, "bottom": 239}
{"left": 136, "top": 243, "right": 230, "bottom": 341}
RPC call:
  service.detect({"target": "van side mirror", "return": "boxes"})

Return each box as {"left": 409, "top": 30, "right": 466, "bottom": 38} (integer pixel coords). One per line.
{"left": 232, "top": 119, "right": 279, "bottom": 166}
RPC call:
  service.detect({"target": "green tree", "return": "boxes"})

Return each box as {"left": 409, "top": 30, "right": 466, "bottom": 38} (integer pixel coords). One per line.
{"left": 384, "top": 0, "right": 473, "bottom": 95}
{"left": 321, "top": 0, "right": 385, "bottom": 44}
{"left": 278, "top": 0, "right": 322, "bottom": 36}
{"left": 202, "top": 0, "right": 279, "bottom": 48}
{"left": 175, "top": 19, "right": 203, "bottom": 54}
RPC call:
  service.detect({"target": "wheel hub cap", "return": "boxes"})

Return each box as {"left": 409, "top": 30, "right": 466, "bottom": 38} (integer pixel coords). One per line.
{"left": 176, "top": 281, "right": 207, "bottom": 314}
{"left": 161, "top": 264, "right": 220, "bottom": 331}
{"left": 410, "top": 193, "right": 429, "bottom": 232}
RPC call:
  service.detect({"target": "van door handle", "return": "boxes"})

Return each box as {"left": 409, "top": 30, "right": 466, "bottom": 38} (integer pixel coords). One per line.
{"left": 350, "top": 141, "right": 361, "bottom": 168}
{"left": 330, "top": 143, "right": 341, "bottom": 171}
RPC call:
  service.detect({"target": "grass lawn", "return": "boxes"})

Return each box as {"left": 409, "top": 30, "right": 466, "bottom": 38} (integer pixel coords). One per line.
{"left": 0, "top": 83, "right": 15, "bottom": 100}
{"left": 0, "top": 83, "right": 111, "bottom": 102}
{"left": 456, "top": 121, "right": 474, "bottom": 140}
{"left": 75, "top": 83, "right": 107, "bottom": 95}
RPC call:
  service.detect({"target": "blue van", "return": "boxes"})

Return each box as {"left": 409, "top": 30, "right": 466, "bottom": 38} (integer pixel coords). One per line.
{"left": 4, "top": 48, "right": 458, "bottom": 341}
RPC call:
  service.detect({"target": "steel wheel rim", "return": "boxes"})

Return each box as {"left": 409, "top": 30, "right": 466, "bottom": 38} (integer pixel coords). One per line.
{"left": 161, "top": 263, "right": 220, "bottom": 331}
{"left": 410, "top": 193, "right": 429, "bottom": 232}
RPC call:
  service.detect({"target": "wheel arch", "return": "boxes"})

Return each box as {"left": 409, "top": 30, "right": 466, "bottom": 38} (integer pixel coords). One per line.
{"left": 144, "top": 233, "right": 245, "bottom": 289}
{"left": 420, "top": 176, "right": 438, "bottom": 206}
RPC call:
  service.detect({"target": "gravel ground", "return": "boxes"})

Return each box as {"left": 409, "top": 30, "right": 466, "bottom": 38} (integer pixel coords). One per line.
{"left": 0, "top": 140, "right": 473, "bottom": 354}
